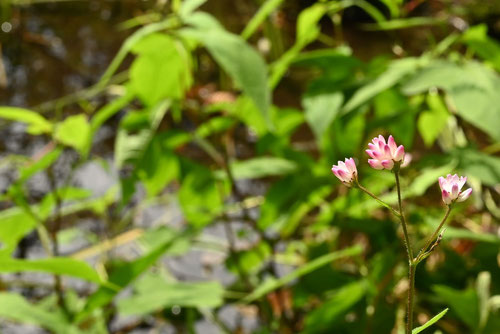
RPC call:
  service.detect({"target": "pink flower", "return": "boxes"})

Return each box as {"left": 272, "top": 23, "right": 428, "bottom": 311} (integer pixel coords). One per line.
{"left": 366, "top": 135, "right": 405, "bottom": 170}
{"left": 438, "top": 174, "right": 472, "bottom": 205}
{"left": 332, "top": 158, "right": 357, "bottom": 186}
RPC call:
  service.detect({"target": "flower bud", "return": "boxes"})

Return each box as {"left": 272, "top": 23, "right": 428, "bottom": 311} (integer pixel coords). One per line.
{"left": 438, "top": 174, "right": 472, "bottom": 205}
{"left": 332, "top": 158, "right": 357, "bottom": 186}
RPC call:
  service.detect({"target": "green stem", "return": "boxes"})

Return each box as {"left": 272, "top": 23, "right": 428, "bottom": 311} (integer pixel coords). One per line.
{"left": 356, "top": 182, "right": 402, "bottom": 218}
{"left": 394, "top": 169, "right": 415, "bottom": 334}
{"left": 407, "top": 263, "right": 416, "bottom": 334}
{"left": 416, "top": 205, "right": 452, "bottom": 261}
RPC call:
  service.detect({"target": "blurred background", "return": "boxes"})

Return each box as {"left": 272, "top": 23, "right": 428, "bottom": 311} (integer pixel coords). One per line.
{"left": 0, "top": 0, "right": 499, "bottom": 333}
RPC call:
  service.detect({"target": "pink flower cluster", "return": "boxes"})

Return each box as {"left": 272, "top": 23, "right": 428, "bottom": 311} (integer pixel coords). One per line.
{"left": 331, "top": 134, "right": 472, "bottom": 205}
{"left": 438, "top": 174, "right": 472, "bottom": 205}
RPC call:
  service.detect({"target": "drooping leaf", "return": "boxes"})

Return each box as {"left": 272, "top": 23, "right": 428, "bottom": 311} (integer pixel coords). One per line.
{"left": 412, "top": 308, "right": 449, "bottom": 334}
{"left": 418, "top": 91, "right": 450, "bottom": 147}
{"left": 0, "top": 258, "right": 101, "bottom": 283}
{"left": 225, "top": 156, "right": 299, "bottom": 180}
{"left": 0, "top": 107, "right": 52, "bottom": 134}
{"left": 0, "top": 207, "right": 38, "bottom": 258}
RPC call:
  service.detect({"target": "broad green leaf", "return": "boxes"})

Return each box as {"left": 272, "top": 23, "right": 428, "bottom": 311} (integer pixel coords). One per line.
{"left": 0, "top": 293, "right": 77, "bottom": 334}
{"left": 225, "top": 157, "right": 298, "bottom": 180}
{"left": 433, "top": 285, "right": 479, "bottom": 329}
{"left": 54, "top": 114, "right": 91, "bottom": 154}
{"left": 183, "top": 27, "right": 271, "bottom": 130}
{"left": 118, "top": 275, "right": 224, "bottom": 315}
{"left": 303, "top": 280, "right": 367, "bottom": 333}
{"left": 402, "top": 60, "right": 500, "bottom": 141}
{"left": 243, "top": 245, "right": 362, "bottom": 302}
{"left": 0, "top": 107, "right": 52, "bottom": 134}
{"left": 418, "top": 91, "right": 450, "bottom": 147}
{"left": 343, "top": 57, "right": 421, "bottom": 113}
{"left": 0, "top": 258, "right": 101, "bottom": 283}
{"left": 453, "top": 148, "right": 500, "bottom": 186}
{"left": 0, "top": 207, "right": 37, "bottom": 258}
{"left": 303, "top": 92, "right": 344, "bottom": 140}
{"left": 412, "top": 308, "right": 449, "bottom": 334}
{"left": 241, "top": 0, "right": 284, "bottom": 40}
{"left": 130, "top": 34, "right": 191, "bottom": 106}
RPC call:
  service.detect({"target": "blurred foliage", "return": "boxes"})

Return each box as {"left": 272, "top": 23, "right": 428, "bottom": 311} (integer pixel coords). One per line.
{"left": 0, "top": 0, "right": 499, "bottom": 333}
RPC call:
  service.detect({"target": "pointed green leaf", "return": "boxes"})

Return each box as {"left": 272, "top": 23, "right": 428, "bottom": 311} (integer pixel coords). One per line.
{"left": 412, "top": 308, "right": 449, "bottom": 334}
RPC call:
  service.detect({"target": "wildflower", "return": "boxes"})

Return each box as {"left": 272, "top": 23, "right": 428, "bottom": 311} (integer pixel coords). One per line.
{"left": 438, "top": 174, "right": 472, "bottom": 205}
{"left": 366, "top": 135, "right": 405, "bottom": 170}
{"left": 332, "top": 158, "right": 357, "bottom": 186}
{"left": 401, "top": 153, "right": 412, "bottom": 168}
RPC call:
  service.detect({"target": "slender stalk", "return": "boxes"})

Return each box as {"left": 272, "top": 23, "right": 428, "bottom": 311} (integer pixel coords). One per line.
{"left": 417, "top": 205, "right": 452, "bottom": 261}
{"left": 394, "top": 170, "right": 413, "bottom": 260}
{"left": 394, "top": 168, "right": 414, "bottom": 334}
{"left": 407, "top": 263, "right": 416, "bottom": 334}
{"left": 356, "top": 182, "right": 402, "bottom": 218}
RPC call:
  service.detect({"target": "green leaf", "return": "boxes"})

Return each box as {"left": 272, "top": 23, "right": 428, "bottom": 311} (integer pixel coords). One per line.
{"left": 118, "top": 275, "right": 224, "bottom": 315}
{"left": 130, "top": 34, "right": 191, "bottom": 106}
{"left": 343, "top": 57, "right": 421, "bottom": 113}
{"left": 179, "top": 167, "right": 223, "bottom": 228}
{"left": 0, "top": 107, "right": 53, "bottom": 134}
{"left": 303, "top": 280, "right": 367, "bottom": 333}
{"left": 303, "top": 92, "right": 344, "bottom": 140}
{"left": 463, "top": 24, "right": 500, "bottom": 72}
{"left": 362, "top": 17, "right": 443, "bottom": 31}
{"left": 433, "top": 285, "right": 480, "bottom": 329}
{"left": 453, "top": 148, "right": 500, "bottom": 186}
{"left": 0, "top": 258, "right": 101, "bottom": 283}
{"left": 243, "top": 245, "right": 362, "bottom": 303}
{"left": 18, "top": 146, "right": 63, "bottom": 184}
{"left": 402, "top": 60, "right": 500, "bottom": 142}
{"left": 225, "top": 156, "right": 299, "bottom": 180}
{"left": 179, "top": 0, "right": 207, "bottom": 18}
{"left": 0, "top": 207, "right": 37, "bottom": 258}
{"left": 184, "top": 27, "right": 271, "bottom": 130}
{"left": 241, "top": 0, "right": 284, "bottom": 40}
{"left": 54, "top": 114, "right": 91, "bottom": 154}
{"left": 0, "top": 293, "right": 77, "bottom": 334}
{"left": 412, "top": 308, "right": 449, "bottom": 334}
{"left": 115, "top": 100, "right": 170, "bottom": 168}
{"left": 418, "top": 91, "right": 450, "bottom": 147}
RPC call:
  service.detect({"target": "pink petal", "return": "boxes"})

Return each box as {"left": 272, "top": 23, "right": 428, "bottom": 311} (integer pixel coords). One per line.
{"left": 345, "top": 158, "right": 356, "bottom": 173}
{"left": 457, "top": 188, "right": 472, "bottom": 202}
{"left": 384, "top": 144, "right": 392, "bottom": 158}
{"left": 378, "top": 135, "right": 386, "bottom": 144}
{"left": 394, "top": 145, "right": 405, "bottom": 162}
{"left": 388, "top": 135, "right": 397, "bottom": 153}
{"left": 368, "top": 159, "right": 383, "bottom": 170}
{"left": 381, "top": 159, "right": 394, "bottom": 170}
{"left": 366, "top": 150, "right": 376, "bottom": 159}
{"left": 438, "top": 176, "right": 445, "bottom": 190}
{"left": 451, "top": 184, "right": 459, "bottom": 198}
{"left": 442, "top": 190, "right": 452, "bottom": 204}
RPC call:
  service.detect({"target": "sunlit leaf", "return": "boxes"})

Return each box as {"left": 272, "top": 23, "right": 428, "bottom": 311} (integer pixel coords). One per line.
{"left": 54, "top": 114, "right": 91, "bottom": 154}
{"left": 412, "top": 308, "right": 449, "bottom": 334}
{"left": 0, "top": 107, "right": 52, "bottom": 135}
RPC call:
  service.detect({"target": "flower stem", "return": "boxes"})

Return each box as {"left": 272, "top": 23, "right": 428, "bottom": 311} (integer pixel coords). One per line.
{"left": 394, "top": 169, "right": 414, "bottom": 334}
{"left": 356, "top": 182, "right": 402, "bottom": 218}
{"left": 416, "top": 205, "right": 452, "bottom": 262}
